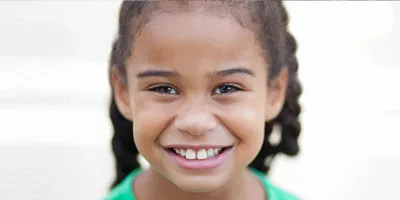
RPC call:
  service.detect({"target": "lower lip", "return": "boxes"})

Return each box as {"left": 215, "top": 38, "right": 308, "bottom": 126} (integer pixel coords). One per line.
{"left": 165, "top": 147, "right": 232, "bottom": 170}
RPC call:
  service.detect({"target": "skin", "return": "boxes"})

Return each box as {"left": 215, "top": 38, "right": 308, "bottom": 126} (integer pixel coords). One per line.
{"left": 111, "top": 9, "right": 288, "bottom": 200}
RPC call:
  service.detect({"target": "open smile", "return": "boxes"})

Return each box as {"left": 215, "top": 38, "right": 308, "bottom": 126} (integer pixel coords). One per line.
{"left": 163, "top": 145, "right": 234, "bottom": 170}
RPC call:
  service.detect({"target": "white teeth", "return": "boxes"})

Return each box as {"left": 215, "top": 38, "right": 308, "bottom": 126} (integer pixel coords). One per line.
{"left": 185, "top": 149, "right": 196, "bottom": 160}
{"left": 173, "top": 147, "right": 225, "bottom": 160}
{"left": 196, "top": 149, "right": 207, "bottom": 160}
{"left": 179, "top": 149, "right": 186, "bottom": 157}
{"left": 214, "top": 148, "right": 221, "bottom": 155}
{"left": 207, "top": 149, "right": 215, "bottom": 157}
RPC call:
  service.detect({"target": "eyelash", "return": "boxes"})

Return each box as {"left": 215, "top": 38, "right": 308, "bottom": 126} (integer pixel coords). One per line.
{"left": 213, "top": 83, "right": 243, "bottom": 95}
{"left": 147, "top": 84, "right": 180, "bottom": 95}
{"left": 147, "top": 83, "right": 243, "bottom": 96}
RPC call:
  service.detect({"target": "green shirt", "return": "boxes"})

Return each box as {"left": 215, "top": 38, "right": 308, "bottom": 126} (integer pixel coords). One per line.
{"left": 104, "top": 168, "right": 299, "bottom": 200}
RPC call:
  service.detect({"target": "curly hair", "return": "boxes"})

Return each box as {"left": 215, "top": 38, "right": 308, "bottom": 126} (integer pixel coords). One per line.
{"left": 108, "top": 0, "right": 302, "bottom": 188}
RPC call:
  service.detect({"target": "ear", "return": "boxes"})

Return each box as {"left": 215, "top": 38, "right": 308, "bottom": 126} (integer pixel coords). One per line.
{"left": 265, "top": 67, "right": 288, "bottom": 121}
{"left": 110, "top": 66, "right": 133, "bottom": 121}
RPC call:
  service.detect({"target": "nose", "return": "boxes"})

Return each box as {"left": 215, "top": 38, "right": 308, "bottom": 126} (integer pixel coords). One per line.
{"left": 174, "top": 106, "right": 217, "bottom": 136}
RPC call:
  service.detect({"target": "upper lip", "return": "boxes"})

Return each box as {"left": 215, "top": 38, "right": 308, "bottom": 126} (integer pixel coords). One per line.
{"left": 162, "top": 144, "right": 233, "bottom": 150}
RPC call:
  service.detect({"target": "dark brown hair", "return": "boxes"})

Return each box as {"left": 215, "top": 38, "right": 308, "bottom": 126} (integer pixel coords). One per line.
{"left": 108, "top": 0, "right": 302, "bottom": 188}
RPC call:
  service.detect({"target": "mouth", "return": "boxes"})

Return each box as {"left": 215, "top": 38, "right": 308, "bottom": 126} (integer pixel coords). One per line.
{"left": 168, "top": 147, "right": 230, "bottom": 160}
{"left": 163, "top": 145, "right": 234, "bottom": 170}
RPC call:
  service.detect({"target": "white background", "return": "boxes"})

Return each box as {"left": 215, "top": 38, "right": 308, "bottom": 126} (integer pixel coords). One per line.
{"left": 0, "top": 1, "right": 399, "bottom": 200}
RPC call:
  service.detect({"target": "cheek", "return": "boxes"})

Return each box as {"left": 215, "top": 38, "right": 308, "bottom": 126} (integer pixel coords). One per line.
{"left": 219, "top": 102, "right": 265, "bottom": 168}
{"left": 130, "top": 96, "right": 174, "bottom": 154}
{"left": 218, "top": 94, "right": 266, "bottom": 154}
{"left": 224, "top": 104, "right": 265, "bottom": 142}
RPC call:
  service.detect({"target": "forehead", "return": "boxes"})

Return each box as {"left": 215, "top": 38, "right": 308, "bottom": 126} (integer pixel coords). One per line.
{"left": 130, "top": 10, "right": 262, "bottom": 67}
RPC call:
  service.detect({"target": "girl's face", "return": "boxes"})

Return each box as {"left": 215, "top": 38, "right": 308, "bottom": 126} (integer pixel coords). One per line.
{"left": 113, "top": 10, "right": 287, "bottom": 192}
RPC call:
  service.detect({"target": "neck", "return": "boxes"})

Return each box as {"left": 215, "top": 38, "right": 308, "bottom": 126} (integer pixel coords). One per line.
{"left": 134, "top": 167, "right": 265, "bottom": 200}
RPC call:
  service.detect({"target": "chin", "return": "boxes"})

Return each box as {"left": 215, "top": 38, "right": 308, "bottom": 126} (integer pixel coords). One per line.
{"left": 172, "top": 175, "right": 227, "bottom": 193}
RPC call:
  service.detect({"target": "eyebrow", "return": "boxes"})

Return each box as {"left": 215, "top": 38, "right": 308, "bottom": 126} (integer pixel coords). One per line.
{"left": 136, "top": 67, "right": 255, "bottom": 78}
{"left": 136, "top": 69, "right": 179, "bottom": 78}
{"left": 215, "top": 67, "right": 255, "bottom": 77}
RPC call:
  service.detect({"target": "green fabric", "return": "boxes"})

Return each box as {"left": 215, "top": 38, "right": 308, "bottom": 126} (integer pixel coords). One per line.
{"left": 104, "top": 168, "right": 299, "bottom": 200}
{"left": 249, "top": 168, "right": 299, "bottom": 200}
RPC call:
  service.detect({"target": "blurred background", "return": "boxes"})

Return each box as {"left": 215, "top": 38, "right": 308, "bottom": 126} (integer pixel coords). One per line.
{"left": 0, "top": 1, "right": 399, "bottom": 200}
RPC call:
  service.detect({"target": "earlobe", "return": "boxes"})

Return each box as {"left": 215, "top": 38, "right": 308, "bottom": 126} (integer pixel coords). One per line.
{"left": 265, "top": 67, "right": 288, "bottom": 121}
{"left": 110, "top": 66, "right": 133, "bottom": 121}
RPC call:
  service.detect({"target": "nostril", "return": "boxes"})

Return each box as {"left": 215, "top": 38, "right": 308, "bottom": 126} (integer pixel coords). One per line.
{"left": 174, "top": 109, "right": 217, "bottom": 136}
{"left": 175, "top": 120, "right": 217, "bottom": 136}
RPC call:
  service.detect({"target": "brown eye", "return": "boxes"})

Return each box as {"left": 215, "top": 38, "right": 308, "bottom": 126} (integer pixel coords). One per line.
{"left": 213, "top": 84, "right": 243, "bottom": 95}
{"left": 148, "top": 85, "right": 179, "bottom": 95}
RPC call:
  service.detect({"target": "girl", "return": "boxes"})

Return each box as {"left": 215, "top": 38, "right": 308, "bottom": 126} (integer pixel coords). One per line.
{"left": 106, "top": 1, "right": 302, "bottom": 199}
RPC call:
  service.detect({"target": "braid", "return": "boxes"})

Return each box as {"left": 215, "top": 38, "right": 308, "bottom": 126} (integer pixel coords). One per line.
{"left": 249, "top": 0, "right": 302, "bottom": 174}
{"left": 274, "top": 0, "right": 302, "bottom": 156}
{"left": 109, "top": 40, "right": 140, "bottom": 189}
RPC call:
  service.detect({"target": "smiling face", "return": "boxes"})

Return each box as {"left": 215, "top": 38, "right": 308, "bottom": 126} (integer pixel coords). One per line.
{"left": 112, "top": 9, "right": 287, "bottom": 193}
